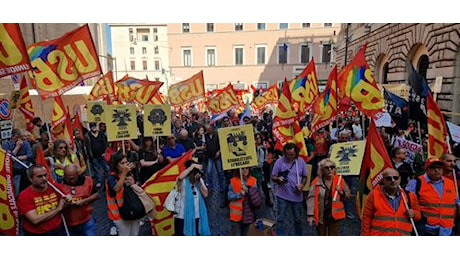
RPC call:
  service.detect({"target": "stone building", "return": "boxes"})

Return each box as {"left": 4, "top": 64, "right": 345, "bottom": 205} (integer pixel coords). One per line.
{"left": 335, "top": 23, "right": 460, "bottom": 124}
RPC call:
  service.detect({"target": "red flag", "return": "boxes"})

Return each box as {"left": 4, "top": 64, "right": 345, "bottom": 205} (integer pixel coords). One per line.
{"left": 72, "top": 112, "right": 84, "bottom": 139}
{"left": 0, "top": 23, "right": 32, "bottom": 78}
{"left": 206, "top": 83, "right": 240, "bottom": 114}
{"left": 357, "top": 119, "right": 393, "bottom": 219}
{"left": 427, "top": 92, "right": 448, "bottom": 159}
{"left": 289, "top": 58, "right": 319, "bottom": 117}
{"left": 27, "top": 24, "right": 102, "bottom": 99}
{"left": 168, "top": 71, "right": 205, "bottom": 106}
{"left": 88, "top": 71, "right": 116, "bottom": 103}
{"left": 0, "top": 148, "right": 19, "bottom": 235}
{"left": 310, "top": 66, "right": 338, "bottom": 134}
{"left": 252, "top": 82, "right": 278, "bottom": 110}
{"left": 17, "top": 74, "right": 35, "bottom": 132}
{"left": 37, "top": 145, "right": 55, "bottom": 184}
{"left": 142, "top": 150, "right": 193, "bottom": 236}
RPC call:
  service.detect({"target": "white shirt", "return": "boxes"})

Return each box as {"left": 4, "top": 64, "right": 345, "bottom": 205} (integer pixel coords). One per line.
{"left": 175, "top": 178, "right": 207, "bottom": 219}
{"left": 352, "top": 124, "right": 363, "bottom": 140}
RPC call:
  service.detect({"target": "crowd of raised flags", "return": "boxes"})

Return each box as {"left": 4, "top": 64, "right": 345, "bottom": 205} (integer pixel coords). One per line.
{"left": 1, "top": 23, "right": 459, "bottom": 236}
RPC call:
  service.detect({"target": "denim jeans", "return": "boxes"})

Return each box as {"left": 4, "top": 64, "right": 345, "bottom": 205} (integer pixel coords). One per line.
{"left": 91, "top": 156, "right": 110, "bottom": 186}
{"left": 206, "top": 157, "right": 224, "bottom": 192}
{"left": 275, "top": 196, "right": 305, "bottom": 236}
{"left": 69, "top": 217, "right": 96, "bottom": 236}
{"left": 13, "top": 174, "right": 21, "bottom": 198}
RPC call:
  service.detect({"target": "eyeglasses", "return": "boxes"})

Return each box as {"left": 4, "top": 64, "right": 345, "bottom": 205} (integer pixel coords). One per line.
{"left": 324, "top": 166, "right": 336, "bottom": 170}
{"left": 58, "top": 146, "right": 67, "bottom": 150}
{"left": 384, "top": 176, "right": 400, "bottom": 181}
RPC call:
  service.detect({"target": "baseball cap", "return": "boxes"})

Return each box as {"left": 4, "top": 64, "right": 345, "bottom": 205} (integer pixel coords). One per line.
{"left": 425, "top": 158, "right": 444, "bottom": 168}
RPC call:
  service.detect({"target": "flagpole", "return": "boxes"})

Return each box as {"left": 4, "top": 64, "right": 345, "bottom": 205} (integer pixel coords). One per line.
{"left": 10, "top": 154, "right": 70, "bottom": 236}
{"left": 332, "top": 175, "right": 343, "bottom": 201}
{"left": 446, "top": 136, "right": 459, "bottom": 200}
{"left": 399, "top": 186, "right": 419, "bottom": 236}
{"left": 27, "top": 73, "right": 53, "bottom": 142}
{"left": 416, "top": 121, "right": 424, "bottom": 161}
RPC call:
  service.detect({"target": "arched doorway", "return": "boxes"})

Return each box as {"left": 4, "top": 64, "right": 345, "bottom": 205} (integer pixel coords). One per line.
{"left": 375, "top": 54, "right": 389, "bottom": 84}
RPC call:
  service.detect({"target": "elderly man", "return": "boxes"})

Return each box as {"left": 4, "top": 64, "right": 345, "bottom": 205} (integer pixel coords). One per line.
{"left": 60, "top": 164, "right": 100, "bottom": 236}
{"left": 441, "top": 153, "right": 460, "bottom": 235}
{"left": 391, "top": 147, "right": 414, "bottom": 189}
{"left": 177, "top": 129, "right": 196, "bottom": 152}
{"left": 361, "top": 168, "right": 421, "bottom": 236}
{"left": 407, "top": 158, "right": 459, "bottom": 236}
{"left": 17, "top": 164, "right": 72, "bottom": 235}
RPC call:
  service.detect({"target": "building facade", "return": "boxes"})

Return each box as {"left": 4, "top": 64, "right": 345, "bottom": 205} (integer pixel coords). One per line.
{"left": 335, "top": 23, "right": 460, "bottom": 124}
{"left": 166, "top": 23, "right": 341, "bottom": 91}
{"left": 109, "top": 23, "right": 169, "bottom": 93}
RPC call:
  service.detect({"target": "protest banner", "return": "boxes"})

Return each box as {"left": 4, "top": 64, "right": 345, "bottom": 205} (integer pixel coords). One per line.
{"left": 87, "top": 101, "right": 107, "bottom": 123}
{"left": 393, "top": 137, "right": 422, "bottom": 170}
{"left": 218, "top": 124, "right": 257, "bottom": 171}
{"left": 143, "top": 104, "right": 171, "bottom": 136}
{"left": 106, "top": 104, "right": 137, "bottom": 142}
{"left": 329, "top": 140, "right": 366, "bottom": 175}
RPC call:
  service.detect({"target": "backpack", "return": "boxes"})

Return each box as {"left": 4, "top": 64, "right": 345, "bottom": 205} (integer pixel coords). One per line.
{"left": 118, "top": 185, "right": 146, "bottom": 220}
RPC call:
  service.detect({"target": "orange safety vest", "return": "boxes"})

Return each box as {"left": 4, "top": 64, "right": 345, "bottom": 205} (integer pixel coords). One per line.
{"left": 106, "top": 173, "right": 124, "bottom": 221}
{"left": 312, "top": 174, "right": 346, "bottom": 225}
{"left": 418, "top": 176, "right": 456, "bottom": 228}
{"left": 60, "top": 176, "right": 94, "bottom": 226}
{"left": 370, "top": 186, "right": 413, "bottom": 236}
{"left": 229, "top": 176, "right": 257, "bottom": 222}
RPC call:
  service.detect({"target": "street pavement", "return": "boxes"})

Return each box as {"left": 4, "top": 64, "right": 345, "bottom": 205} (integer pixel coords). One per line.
{"left": 92, "top": 172, "right": 361, "bottom": 236}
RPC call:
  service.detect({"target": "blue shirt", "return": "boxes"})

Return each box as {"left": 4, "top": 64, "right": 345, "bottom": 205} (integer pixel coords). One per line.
{"left": 163, "top": 144, "right": 185, "bottom": 159}
{"left": 2, "top": 140, "right": 33, "bottom": 169}
{"left": 384, "top": 189, "right": 400, "bottom": 212}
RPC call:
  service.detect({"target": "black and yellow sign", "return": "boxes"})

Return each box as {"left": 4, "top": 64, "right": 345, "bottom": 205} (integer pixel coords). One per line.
{"left": 106, "top": 104, "right": 137, "bottom": 142}
{"left": 143, "top": 104, "right": 171, "bottom": 137}
{"left": 87, "top": 101, "right": 107, "bottom": 123}
{"left": 218, "top": 124, "right": 257, "bottom": 170}
{"left": 329, "top": 140, "right": 366, "bottom": 176}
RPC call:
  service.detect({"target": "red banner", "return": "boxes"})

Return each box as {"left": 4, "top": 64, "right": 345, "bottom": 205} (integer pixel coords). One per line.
{"left": 0, "top": 149, "right": 19, "bottom": 235}
{"left": 0, "top": 23, "right": 32, "bottom": 78}
{"left": 51, "top": 95, "right": 69, "bottom": 139}
{"left": 114, "top": 75, "right": 163, "bottom": 104}
{"left": 27, "top": 24, "right": 102, "bottom": 99}
{"left": 310, "top": 66, "right": 338, "bottom": 134}
{"left": 168, "top": 71, "right": 205, "bottom": 106}
{"left": 427, "top": 92, "right": 448, "bottom": 159}
{"left": 206, "top": 83, "right": 239, "bottom": 114}
{"left": 88, "top": 71, "right": 116, "bottom": 101}
{"left": 252, "top": 82, "right": 279, "bottom": 109}
{"left": 289, "top": 59, "right": 319, "bottom": 116}
{"left": 142, "top": 150, "right": 193, "bottom": 236}
{"left": 18, "top": 74, "right": 35, "bottom": 133}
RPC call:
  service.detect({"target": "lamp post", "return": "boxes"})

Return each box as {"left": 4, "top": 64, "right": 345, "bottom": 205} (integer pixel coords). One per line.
{"left": 344, "top": 23, "right": 350, "bottom": 66}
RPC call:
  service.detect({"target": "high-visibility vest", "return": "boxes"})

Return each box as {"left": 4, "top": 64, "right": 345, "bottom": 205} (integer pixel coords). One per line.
{"left": 106, "top": 173, "right": 124, "bottom": 221}
{"left": 312, "top": 174, "right": 346, "bottom": 225}
{"left": 370, "top": 186, "right": 413, "bottom": 236}
{"left": 418, "top": 176, "right": 456, "bottom": 228}
{"left": 61, "top": 176, "right": 94, "bottom": 226}
{"left": 54, "top": 153, "right": 76, "bottom": 177}
{"left": 229, "top": 176, "right": 256, "bottom": 222}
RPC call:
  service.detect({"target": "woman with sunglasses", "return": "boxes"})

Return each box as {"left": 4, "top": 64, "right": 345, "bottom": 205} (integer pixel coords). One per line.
{"left": 307, "top": 158, "right": 350, "bottom": 235}
{"left": 52, "top": 139, "right": 80, "bottom": 183}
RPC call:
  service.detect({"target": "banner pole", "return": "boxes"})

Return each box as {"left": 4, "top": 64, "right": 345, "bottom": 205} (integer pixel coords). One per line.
{"left": 399, "top": 186, "right": 419, "bottom": 236}
{"left": 447, "top": 136, "right": 459, "bottom": 200}
{"left": 417, "top": 121, "right": 424, "bottom": 161}
{"left": 332, "top": 175, "right": 342, "bottom": 201}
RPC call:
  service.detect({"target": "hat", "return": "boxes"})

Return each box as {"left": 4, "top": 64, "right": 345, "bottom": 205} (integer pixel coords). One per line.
{"left": 425, "top": 158, "right": 444, "bottom": 168}
{"left": 89, "top": 122, "right": 97, "bottom": 128}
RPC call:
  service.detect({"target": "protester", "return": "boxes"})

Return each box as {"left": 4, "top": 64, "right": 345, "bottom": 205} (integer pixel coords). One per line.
{"left": 162, "top": 134, "right": 186, "bottom": 161}
{"left": 52, "top": 139, "right": 80, "bottom": 183}
{"left": 60, "top": 164, "right": 100, "bottom": 236}
{"left": 391, "top": 147, "right": 414, "bottom": 188}
{"left": 361, "top": 168, "right": 421, "bottom": 236}
{"left": 271, "top": 143, "right": 308, "bottom": 235}
{"left": 193, "top": 126, "right": 207, "bottom": 164}
{"left": 85, "top": 122, "right": 110, "bottom": 188}
{"left": 177, "top": 129, "right": 196, "bottom": 152}
{"left": 307, "top": 159, "right": 350, "bottom": 236}
{"left": 32, "top": 132, "right": 53, "bottom": 163}
{"left": 441, "top": 153, "right": 460, "bottom": 235}
{"left": 138, "top": 136, "right": 165, "bottom": 185}
{"left": 228, "top": 167, "right": 262, "bottom": 236}
{"left": 204, "top": 124, "right": 225, "bottom": 194}
{"left": 17, "top": 164, "right": 72, "bottom": 235}
{"left": 173, "top": 160, "right": 210, "bottom": 236}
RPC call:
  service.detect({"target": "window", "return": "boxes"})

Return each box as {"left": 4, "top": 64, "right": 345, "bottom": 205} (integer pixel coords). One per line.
{"left": 234, "top": 47, "right": 244, "bottom": 65}
{"left": 182, "top": 23, "right": 190, "bottom": 33}
{"left": 321, "top": 44, "right": 331, "bottom": 63}
{"left": 143, "top": 60, "right": 148, "bottom": 70}
{"left": 142, "top": 35, "right": 149, "bottom": 41}
{"left": 278, "top": 44, "right": 288, "bottom": 64}
{"left": 154, "top": 46, "right": 159, "bottom": 54}
{"left": 382, "top": 62, "right": 389, "bottom": 84}
{"left": 154, "top": 60, "right": 160, "bottom": 71}
{"left": 300, "top": 44, "right": 310, "bottom": 63}
{"left": 130, "top": 47, "right": 135, "bottom": 55}
{"left": 206, "top": 23, "right": 214, "bottom": 32}
{"left": 324, "top": 23, "right": 333, "bottom": 27}
{"left": 257, "top": 23, "right": 266, "bottom": 30}
{"left": 183, "top": 49, "right": 192, "bottom": 67}
{"left": 206, "top": 48, "right": 216, "bottom": 66}
{"left": 129, "top": 28, "right": 134, "bottom": 41}
{"left": 155, "top": 77, "right": 160, "bottom": 81}
{"left": 302, "top": 23, "right": 311, "bottom": 28}
{"left": 153, "top": 28, "right": 158, "bottom": 33}
{"left": 418, "top": 55, "right": 429, "bottom": 79}
{"left": 256, "top": 46, "right": 266, "bottom": 65}
{"left": 234, "top": 23, "right": 243, "bottom": 31}
{"left": 142, "top": 47, "right": 147, "bottom": 55}
{"left": 279, "top": 23, "right": 288, "bottom": 29}
{"left": 154, "top": 35, "right": 158, "bottom": 41}
{"left": 130, "top": 61, "right": 136, "bottom": 70}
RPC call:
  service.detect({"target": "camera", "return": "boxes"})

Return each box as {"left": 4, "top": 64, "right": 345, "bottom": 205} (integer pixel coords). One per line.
{"left": 278, "top": 170, "right": 289, "bottom": 181}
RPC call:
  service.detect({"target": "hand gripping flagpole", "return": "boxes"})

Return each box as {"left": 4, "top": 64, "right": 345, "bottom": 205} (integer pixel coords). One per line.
{"left": 332, "top": 175, "right": 343, "bottom": 202}
{"left": 10, "top": 154, "right": 71, "bottom": 236}
{"left": 399, "top": 185, "right": 419, "bottom": 236}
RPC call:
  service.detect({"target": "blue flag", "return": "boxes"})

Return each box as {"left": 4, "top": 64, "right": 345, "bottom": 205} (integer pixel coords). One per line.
{"left": 408, "top": 63, "right": 431, "bottom": 128}
{"left": 384, "top": 89, "right": 408, "bottom": 130}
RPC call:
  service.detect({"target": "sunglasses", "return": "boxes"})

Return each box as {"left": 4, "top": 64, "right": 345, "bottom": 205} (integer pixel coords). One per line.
{"left": 384, "top": 176, "right": 400, "bottom": 181}
{"left": 324, "top": 166, "right": 336, "bottom": 170}
{"left": 58, "top": 146, "right": 67, "bottom": 150}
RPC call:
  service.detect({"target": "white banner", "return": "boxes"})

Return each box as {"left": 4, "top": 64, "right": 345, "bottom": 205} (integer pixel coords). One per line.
{"left": 447, "top": 121, "right": 460, "bottom": 143}
{"left": 393, "top": 137, "right": 422, "bottom": 171}
{"left": 374, "top": 112, "right": 393, "bottom": 127}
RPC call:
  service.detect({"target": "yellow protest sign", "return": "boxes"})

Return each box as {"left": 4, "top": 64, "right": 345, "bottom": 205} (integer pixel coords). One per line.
{"left": 329, "top": 140, "right": 366, "bottom": 176}
{"left": 218, "top": 124, "right": 257, "bottom": 170}
{"left": 143, "top": 104, "right": 171, "bottom": 137}
{"left": 87, "top": 101, "right": 107, "bottom": 123}
{"left": 105, "top": 104, "right": 138, "bottom": 142}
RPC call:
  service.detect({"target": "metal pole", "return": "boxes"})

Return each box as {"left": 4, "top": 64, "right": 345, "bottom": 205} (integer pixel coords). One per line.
{"left": 344, "top": 23, "right": 350, "bottom": 66}
{"left": 399, "top": 186, "right": 419, "bottom": 236}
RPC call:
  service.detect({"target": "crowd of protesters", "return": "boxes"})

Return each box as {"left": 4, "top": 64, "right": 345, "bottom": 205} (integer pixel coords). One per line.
{"left": 3, "top": 101, "right": 460, "bottom": 236}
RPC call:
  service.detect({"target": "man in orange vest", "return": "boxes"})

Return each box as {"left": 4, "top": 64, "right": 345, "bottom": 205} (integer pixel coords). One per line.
{"left": 361, "top": 168, "right": 421, "bottom": 236}
{"left": 407, "top": 157, "right": 459, "bottom": 236}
